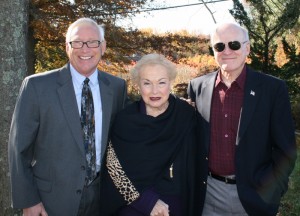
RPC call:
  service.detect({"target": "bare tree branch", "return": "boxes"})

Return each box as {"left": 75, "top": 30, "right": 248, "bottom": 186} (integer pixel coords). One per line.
{"left": 200, "top": 0, "right": 217, "bottom": 24}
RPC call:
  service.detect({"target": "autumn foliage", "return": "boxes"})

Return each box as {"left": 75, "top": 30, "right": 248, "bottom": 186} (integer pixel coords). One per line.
{"left": 27, "top": 0, "right": 300, "bottom": 127}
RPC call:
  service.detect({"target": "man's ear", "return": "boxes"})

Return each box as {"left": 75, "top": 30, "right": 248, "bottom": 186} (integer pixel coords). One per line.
{"left": 65, "top": 42, "right": 70, "bottom": 54}
{"left": 246, "top": 42, "right": 251, "bottom": 55}
{"left": 100, "top": 40, "right": 107, "bottom": 56}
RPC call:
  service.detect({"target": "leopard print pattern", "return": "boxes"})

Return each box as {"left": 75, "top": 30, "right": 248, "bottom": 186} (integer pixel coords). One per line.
{"left": 106, "top": 142, "right": 140, "bottom": 204}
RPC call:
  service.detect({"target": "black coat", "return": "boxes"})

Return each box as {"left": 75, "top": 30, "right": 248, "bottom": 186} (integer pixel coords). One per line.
{"left": 100, "top": 95, "right": 205, "bottom": 216}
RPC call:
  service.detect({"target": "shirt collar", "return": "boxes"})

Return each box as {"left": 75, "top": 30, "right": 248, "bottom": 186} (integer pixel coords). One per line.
{"left": 215, "top": 65, "right": 247, "bottom": 90}
{"left": 215, "top": 70, "right": 222, "bottom": 87}
{"left": 70, "top": 64, "right": 98, "bottom": 88}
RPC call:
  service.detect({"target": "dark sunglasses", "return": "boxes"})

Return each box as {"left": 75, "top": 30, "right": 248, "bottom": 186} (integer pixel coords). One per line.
{"left": 213, "top": 41, "right": 248, "bottom": 52}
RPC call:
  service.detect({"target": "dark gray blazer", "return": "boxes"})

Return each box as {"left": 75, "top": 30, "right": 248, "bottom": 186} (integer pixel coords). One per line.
{"left": 8, "top": 64, "right": 128, "bottom": 215}
{"left": 188, "top": 67, "right": 297, "bottom": 216}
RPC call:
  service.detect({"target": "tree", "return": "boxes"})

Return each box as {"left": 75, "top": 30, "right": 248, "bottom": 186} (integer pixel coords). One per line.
{"left": 230, "top": 0, "right": 300, "bottom": 74}
{"left": 0, "top": 0, "right": 29, "bottom": 215}
{"left": 280, "top": 37, "right": 300, "bottom": 99}
{"left": 29, "top": 0, "right": 155, "bottom": 73}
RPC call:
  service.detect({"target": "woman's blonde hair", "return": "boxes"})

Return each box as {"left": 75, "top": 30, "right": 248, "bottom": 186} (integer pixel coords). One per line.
{"left": 130, "top": 53, "right": 177, "bottom": 84}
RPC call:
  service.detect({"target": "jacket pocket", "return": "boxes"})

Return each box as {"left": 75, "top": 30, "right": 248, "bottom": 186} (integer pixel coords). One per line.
{"left": 34, "top": 176, "right": 52, "bottom": 193}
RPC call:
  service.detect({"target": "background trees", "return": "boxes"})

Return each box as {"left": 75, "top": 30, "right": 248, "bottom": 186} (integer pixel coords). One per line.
{"left": 230, "top": 0, "right": 300, "bottom": 72}
{"left": 229, "top": 0, "right": 300, "bottom": 129}
{"left": 29, "top": 0, "right": 155, "bottom": 74}
{"left": 0, "top": 0, "right": 29, "bottom": 214}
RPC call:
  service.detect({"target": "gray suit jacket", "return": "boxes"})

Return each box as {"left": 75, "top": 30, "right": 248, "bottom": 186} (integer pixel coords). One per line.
{"left": 8, "top": 64, "right": 128, "bottom": 215}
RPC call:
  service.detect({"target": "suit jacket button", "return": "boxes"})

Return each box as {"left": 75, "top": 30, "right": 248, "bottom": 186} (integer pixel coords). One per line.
{"left": 76, "top": 190, "right": 82, "bottom": 195}
{"left": 81, "top": 165, "right": 86, "bottom": 170}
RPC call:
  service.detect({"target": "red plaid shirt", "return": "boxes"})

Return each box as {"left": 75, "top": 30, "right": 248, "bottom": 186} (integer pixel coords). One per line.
{"left": 209, "top": 66, "right": 246, "bottom": 175}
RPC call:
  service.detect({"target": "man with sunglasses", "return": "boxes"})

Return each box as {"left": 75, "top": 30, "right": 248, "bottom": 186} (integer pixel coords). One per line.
{"left": 8, "top": 18, "right": 128, "bottom": 215}
{"left": 188, "top": 22, "right": 296, "bottom": 216}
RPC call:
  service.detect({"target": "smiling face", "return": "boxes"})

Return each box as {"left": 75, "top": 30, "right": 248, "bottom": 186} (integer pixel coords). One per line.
{"left": 138, "top": 64, "right": 172, "bottom": 116}
{"left": 212, "top": 23, "right": 250, "bottom": 76}
{"left": 66, "top": 23, "right": 106, "bottom": 77}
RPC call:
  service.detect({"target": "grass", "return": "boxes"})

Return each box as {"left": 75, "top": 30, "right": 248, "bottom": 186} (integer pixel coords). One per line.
{"left": 278, "top": 134, "right": 300, "bottom": 216}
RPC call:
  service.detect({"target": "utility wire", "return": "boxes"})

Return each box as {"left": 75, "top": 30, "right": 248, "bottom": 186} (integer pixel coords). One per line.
{"left": 113, "top": 0, "right": 230, "bottom": 14}
{"left": 139, "top": 0, "right": 230, "bottom": 12}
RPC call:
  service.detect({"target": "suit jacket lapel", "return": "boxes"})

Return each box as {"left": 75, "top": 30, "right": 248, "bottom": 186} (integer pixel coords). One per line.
{"left": 57, "top": 64, "right": 85, "bottom": 157}
{"left": 98, "top": 71, "right": 113, "bottom": 159}
{"left": 236, "top": 68, "right": 261, "bottom": 144}
{"left": 198, "top": 71, "right": 217, "bottom": 151}
{"left": 200, "top": 71, "right": 217, "bottom": 122}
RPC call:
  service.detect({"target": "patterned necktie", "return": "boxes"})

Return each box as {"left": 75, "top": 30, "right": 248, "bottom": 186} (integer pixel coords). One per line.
{"left": 81, "top": 78, "right": 96, "bottom": 185}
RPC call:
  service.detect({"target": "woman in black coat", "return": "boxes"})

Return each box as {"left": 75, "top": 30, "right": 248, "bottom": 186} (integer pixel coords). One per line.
{"left": 100, "top": 53, "right": 205, "bottom": 216}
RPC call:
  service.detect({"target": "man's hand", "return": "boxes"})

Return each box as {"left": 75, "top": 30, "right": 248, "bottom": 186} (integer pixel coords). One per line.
{"left": 180, "top": 97, "right": 195, "bottom": 107}
{"left": 150, "top": 199, "right": 169, "bottom": 216}
{"left": 23, "top": 202, "right": 48, "bottom": 216}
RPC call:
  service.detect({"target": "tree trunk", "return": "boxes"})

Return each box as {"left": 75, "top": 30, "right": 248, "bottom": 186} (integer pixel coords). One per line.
{"left": 0, "top": 0, "right": 29, "bottom": 215}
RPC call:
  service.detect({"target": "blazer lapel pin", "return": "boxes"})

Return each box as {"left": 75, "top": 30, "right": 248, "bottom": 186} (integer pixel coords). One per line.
{"left": 250, "top": 90, "right": 255, "bottom": 96}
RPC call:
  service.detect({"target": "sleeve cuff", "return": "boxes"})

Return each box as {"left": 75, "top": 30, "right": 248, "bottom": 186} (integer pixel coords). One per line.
{"left": 130, "top": 188, "right": 159, "bottom": 215}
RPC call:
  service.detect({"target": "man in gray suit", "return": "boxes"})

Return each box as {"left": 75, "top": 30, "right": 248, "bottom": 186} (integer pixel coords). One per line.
{"left": 8, "top": 18, "right": 128, "bottom": 216}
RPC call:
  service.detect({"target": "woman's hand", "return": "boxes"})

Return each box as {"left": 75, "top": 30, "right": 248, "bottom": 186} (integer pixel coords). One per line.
{"left": 150, "top": 199, "right": 169, "bottom": 216}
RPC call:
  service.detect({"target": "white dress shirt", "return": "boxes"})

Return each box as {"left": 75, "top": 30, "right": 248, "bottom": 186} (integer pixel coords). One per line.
{"left": 70, "top": 65, "right": 102, "bottom": 172}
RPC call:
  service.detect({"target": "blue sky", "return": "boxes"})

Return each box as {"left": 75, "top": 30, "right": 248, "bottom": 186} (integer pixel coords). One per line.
{"left": 118, "top": 0, "right": 234, "bottom": 35}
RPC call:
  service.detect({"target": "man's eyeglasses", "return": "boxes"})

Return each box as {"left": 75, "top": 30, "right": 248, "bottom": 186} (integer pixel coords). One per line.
{"left": 69, "top": 40, "right": 102, "bottom": 49}
{"left": 213, "top": 41, "right": 248, "bottom": 52}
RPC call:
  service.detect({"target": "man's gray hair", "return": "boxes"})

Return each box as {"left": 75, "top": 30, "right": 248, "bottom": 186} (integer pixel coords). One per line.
{"left": 65, "top": 17, "right": 105, "bottom": 42}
